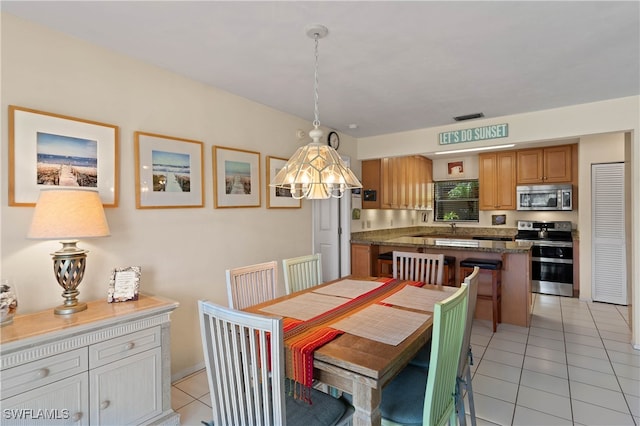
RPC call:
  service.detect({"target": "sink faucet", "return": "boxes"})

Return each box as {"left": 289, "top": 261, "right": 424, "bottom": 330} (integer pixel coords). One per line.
{"left": 450, "top": 222, "right": 457, "bottom": 234}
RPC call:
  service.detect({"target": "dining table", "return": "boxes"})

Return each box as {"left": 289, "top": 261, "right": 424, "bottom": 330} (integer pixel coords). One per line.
{"left": 246, "top": 275, "right": 458, "bottom": 426}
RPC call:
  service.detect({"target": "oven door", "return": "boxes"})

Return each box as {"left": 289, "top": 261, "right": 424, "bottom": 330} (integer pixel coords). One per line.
{"left": 531, "top": 242, "right": 573, "bottom": 296}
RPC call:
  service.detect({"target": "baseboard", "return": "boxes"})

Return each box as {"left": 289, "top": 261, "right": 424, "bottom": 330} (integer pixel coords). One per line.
{"left": 171, "top": 361, "right": 206, "bottom": 383}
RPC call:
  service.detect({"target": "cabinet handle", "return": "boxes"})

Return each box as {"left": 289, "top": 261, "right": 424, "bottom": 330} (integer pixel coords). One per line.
{"left": 71, "top": 412, "right": 83, "bottom": 422}
{"left": 124, "top": 342, "right": 135, "bottom": 350}
{"left": 100, "top": 400, "right": 110, "bottom": 410}
{"left": 35, "top": 368, "right": 50, "bottom": 379}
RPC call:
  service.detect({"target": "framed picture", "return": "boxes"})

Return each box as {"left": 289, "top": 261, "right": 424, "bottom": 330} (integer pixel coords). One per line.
{"left": 9, "top": 105, "right": 119, "bottom": 207}
{"left": 108, "top": 266, "right": 141, "bottom": 303}
{"left": 266, "top": 156, "right": 301, "bottom": 209}
{"left": 447, "top": 160, "right": 464, "bottom": 178}
{"left": 134, "top": 131, "right": 204, "bottom": 209}
{"left": 213, "top": 146, "right": 261, "bottom": 208}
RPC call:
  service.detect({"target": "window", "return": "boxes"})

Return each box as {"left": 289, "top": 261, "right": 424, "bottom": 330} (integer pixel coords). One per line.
{"left": 434, "top": 180, "right": 479, "bottom": 222}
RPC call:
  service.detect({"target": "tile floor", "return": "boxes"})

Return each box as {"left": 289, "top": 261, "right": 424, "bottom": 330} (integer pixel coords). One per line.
{"left": 171, "top": 293, "right": 640, "bottom": 425}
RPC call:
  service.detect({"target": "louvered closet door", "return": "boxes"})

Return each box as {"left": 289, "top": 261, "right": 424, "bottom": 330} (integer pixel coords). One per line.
{"left": 591, "top": 162, "right": 627, "bottom": 305}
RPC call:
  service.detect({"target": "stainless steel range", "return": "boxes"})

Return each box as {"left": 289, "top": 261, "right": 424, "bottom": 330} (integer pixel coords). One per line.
{"left": 515, "top": 220, "right": 574, "bottom": 297}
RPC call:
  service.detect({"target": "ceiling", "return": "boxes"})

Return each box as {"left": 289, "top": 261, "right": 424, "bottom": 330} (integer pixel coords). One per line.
{"left": 3, "top": 1, "right": 639, "bottom": 138}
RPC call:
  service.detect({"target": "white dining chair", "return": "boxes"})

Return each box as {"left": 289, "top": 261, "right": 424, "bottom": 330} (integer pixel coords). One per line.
{"left": 198, "top": 300, "right": 354, "bottom": 426}
{"left": 392, "top": 251, "right": 445, "bottom": 285}
{"left": 225, "top": 260, "right": 278, "bottom": 310}
{"left": 282, "top": 253, "right": 323, "bottom": 295}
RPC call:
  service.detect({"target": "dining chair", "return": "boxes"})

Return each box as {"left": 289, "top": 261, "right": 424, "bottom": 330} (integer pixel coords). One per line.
{"left": 225, "top": 260, "right": 278, "bottom": 310}
{"left": 392, "top": 251, "right": 445, "bottom": 285}
{"left": 282, "top": 253, "right": 323, "bottom": 295}
{"left": 198, "top": 300, "right": 354, "bottom": 426}
{"left": 406, "top": 266, "right": 479, "bottom": 425}
{"left": 379, "top": 283, "right": 469, "bottom": 426}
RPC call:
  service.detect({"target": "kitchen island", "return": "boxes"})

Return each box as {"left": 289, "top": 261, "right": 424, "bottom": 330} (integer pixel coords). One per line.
{"left": 351, "top": 228, "right": 533, "bottom": 327}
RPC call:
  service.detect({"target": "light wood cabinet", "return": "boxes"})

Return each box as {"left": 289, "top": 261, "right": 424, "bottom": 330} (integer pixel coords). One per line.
{"left": 0, "top": 295, "right": 179, "bottom": 426}
{"left": 361, "top": 156, "right": 432, "bottom": 210}
{"left": 516, "top": 144, "right": 573, "bottom": 184}
{"left": 479, "top": 151, "right": 517, "bottom": 210}
{"left": 351, "top": 243, "right": 378, "bottom": 276}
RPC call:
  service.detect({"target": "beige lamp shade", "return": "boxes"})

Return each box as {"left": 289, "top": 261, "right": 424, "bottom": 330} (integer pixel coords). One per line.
{"left": 28, "top": 189, "right": 110, "bottom": 239}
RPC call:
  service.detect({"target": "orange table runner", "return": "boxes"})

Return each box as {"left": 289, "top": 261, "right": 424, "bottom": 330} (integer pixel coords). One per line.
{"left": 282, "top": 277, "right": 407, "bottom": 402}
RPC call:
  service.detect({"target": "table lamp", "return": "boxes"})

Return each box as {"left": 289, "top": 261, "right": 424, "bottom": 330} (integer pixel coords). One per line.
{"left": 28, "top": 188, "right": 110, "bottom": 315}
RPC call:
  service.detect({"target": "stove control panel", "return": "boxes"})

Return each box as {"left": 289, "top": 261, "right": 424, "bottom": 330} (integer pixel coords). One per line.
{"left": 517, "top": 220, "right": 572, "bottom": 232}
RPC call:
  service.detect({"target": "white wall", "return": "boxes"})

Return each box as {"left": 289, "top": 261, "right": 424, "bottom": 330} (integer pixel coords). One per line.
{"left": 0, "top": 14, "right": 357, "bottom": 378}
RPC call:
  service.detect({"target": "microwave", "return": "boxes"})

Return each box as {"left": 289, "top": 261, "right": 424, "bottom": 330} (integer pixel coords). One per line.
{"left": 516, "top": 184, "right": 572, "bottom": 211}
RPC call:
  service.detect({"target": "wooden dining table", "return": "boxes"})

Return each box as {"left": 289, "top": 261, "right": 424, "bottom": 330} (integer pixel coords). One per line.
{"left": 246, "top": 276, "right": 454, "bottom": 426}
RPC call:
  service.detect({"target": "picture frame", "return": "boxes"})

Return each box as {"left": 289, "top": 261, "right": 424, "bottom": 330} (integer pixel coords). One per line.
{"left": 213, "top": 146, "right": 261, "bottom": 208}
{"left": 447, "top": 160, "right": 465, "bottom": 178}
{"left": 9, "top": 105, "right": 119, "bottom": 207}
{"left": 134, "top": 131, "right": 204, "bottom": 209}
{"left": 266, "top": 156, "right": 301, "bottom": 209}
{"left": 107, "top": 266, "right": 141, "bottom": 303}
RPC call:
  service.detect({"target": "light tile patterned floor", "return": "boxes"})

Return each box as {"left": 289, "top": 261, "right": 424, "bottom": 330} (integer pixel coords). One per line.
{"left": 172, "top": 294, "right": 640, "bottom": 425}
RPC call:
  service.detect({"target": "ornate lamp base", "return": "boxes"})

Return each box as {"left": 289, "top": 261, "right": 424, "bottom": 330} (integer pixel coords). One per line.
{"left": 52, "top": 241, "right": 89, "bottom": 315}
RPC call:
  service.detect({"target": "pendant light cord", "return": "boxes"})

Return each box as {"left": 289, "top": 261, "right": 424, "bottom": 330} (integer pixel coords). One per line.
{"left": 313, "top": 33, "right": 320, "bottom": 129}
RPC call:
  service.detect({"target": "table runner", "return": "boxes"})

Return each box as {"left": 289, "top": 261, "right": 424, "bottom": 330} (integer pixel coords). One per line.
{"left": 281, "top": 277, "right": 400, "bottom": 402}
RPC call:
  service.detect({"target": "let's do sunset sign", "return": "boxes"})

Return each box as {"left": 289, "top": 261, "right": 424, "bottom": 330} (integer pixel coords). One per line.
{"left": 439, "top": 123, "right": 508, "bottom": 145}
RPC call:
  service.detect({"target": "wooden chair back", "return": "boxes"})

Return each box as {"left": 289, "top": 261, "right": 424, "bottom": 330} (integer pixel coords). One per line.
{"left": 282, "top": 253, "right": 323, "bottom": 295}
{"left": 225, "top": 261, "right": 278, "bottom": 309}
{"left": 393, "top": 251, "right": 444, "bottom": 285}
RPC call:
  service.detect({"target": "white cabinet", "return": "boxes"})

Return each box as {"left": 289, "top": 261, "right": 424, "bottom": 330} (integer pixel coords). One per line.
{"left": 0, "top": 295, "right": 179, "bottom": 426}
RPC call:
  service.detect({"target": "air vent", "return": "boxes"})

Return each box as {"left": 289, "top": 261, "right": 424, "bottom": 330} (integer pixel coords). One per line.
{"left": 453, "top": 112, "right": 484, "bottom": 121}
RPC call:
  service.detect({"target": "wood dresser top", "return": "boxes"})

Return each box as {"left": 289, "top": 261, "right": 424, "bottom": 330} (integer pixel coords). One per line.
{"left": 0, "top": 294, "right": 178, "bottom": 346}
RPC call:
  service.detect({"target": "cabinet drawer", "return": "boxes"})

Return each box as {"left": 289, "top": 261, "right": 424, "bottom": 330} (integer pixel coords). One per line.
{"left": 1, "top": 348, "right": 88, "bottom": 399}
{"left": 89, "top": 326, "right": 161, "bottom": 368}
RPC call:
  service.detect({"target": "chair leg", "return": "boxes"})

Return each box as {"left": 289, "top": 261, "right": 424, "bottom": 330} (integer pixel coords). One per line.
{"left": 465, "top": 366, "right": 477, "bottom": 426}
{"left": 455, "top": 378, "right": 467, "bottom": 426}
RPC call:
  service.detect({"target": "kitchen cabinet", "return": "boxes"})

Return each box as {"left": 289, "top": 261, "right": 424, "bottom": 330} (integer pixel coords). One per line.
{"left": 0, "top": 295, "right": 179, "bottom": 426}
{"left": 351, "top": 243, "right": 378, "bottom": 276}
{"left": 362, "top": 156, "right": 432, "bottom": 210}
{"left": 479, "top": 151, "right": 517, "bottom": 210}
{"left": 516, "top": 144, "right": 573, "bottom": 184}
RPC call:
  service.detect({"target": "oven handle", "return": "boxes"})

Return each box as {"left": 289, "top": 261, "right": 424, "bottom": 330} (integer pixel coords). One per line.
{"left": 520, "top": 240, "right": 573, "bottom": 248}
{"left": 532, "top": 257, "right": 573, "bottom": 264}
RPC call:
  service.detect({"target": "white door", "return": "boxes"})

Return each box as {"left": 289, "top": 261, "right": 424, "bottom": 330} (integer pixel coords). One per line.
{"left": 312, "top": 157, "right": 353, "bottom": 282}
{"left": 591, "top": 162, "right": 627, "bottom": 305}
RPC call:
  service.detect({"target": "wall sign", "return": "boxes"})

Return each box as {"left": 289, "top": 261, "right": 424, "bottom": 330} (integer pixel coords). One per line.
{"left": 439, "top": 123, "right": 508, "bottom": 145}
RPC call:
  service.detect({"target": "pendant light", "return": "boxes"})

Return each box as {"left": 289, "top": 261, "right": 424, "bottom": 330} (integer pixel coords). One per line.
{"left": 269, "top": 25, "right": 362, "bottom": 200}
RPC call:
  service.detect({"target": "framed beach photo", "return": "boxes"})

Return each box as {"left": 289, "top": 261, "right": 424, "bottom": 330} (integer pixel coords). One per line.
{"left": 107, "top": 266, "right": 141, "bottom": 303}
{"left": 213, "top": 146, "right": 261, "bottom": 208}
{"left": 266, "top": 156, "right": 301, "bottom": 209}
{"left": 134, "top": 131, "right": 204, "bottom": 209}
{"left": 9, "top": 105, "right": 119, "bottom": 206}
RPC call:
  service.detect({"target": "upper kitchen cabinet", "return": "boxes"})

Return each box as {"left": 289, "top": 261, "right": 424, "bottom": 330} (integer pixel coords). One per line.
{"left": 361, "top": 156, "right": 432, "bottom": 210}
{"left": 516, "top": 144, "right": 573, "bottom": 184}
{"left": 479, "top": 151, "right": 517, "bottom": 210}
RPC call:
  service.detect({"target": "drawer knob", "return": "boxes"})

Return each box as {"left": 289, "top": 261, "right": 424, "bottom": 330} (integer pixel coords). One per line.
{"left": 35, "top": 368, "right": 50, "bottom": 379}
{"left": 125, "top": 342, "right": 135, "bottom": 350}
{"left": 100, "top": 400, "right": 110, "bottom": 410}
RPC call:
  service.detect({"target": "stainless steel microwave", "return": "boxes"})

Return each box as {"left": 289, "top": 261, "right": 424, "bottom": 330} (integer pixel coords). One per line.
{"left": 516, "top": 184, "right": 572, "bottom": 211}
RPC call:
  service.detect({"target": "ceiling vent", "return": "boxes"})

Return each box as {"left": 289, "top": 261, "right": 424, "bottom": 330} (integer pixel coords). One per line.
{"left": 453, "top": 112, "right": 484, "bottom": 121}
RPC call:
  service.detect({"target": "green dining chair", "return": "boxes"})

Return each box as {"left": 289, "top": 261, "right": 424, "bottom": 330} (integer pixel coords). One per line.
{"left": 380, "top": 283, "right": 469, "bottom": 426}
{"left": 283, "top": 253, "right": 323, "bottom": 295}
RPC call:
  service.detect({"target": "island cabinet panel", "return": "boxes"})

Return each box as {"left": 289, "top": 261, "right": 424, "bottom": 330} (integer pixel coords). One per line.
{"left": 350, "top": 243, "right": 379, "bottom": 277}
{"left": 479, "top": 151, "right": 517, "bottom": 210}
{"left": 362, "top": 156, "right": 433, "bottom": 210}
{"left": 516, "top": 144, "right": 573, "bottom": 184}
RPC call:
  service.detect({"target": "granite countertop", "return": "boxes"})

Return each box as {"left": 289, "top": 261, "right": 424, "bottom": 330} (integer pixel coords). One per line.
{"left": 351, "top": 226, "right": 533, "bottom": 254}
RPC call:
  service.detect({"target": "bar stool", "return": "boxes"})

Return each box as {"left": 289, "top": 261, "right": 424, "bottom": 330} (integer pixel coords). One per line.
{"left": 460, "top": 258, "right": 502, "bottom": 332}
{"left": 377, "top": 252, "right": 393, "bottom": 277}
{"left": 443, "top": 255, "right": 456, "bottom": 287}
